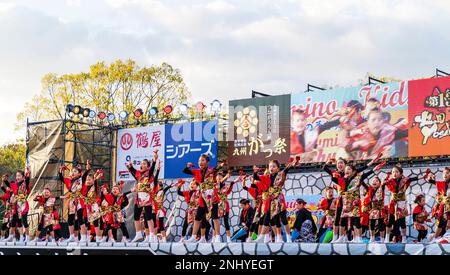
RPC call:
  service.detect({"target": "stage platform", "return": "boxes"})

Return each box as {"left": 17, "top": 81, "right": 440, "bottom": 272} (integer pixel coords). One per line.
{"left": 0, "top": 242, "right": 449, "bottom": 255}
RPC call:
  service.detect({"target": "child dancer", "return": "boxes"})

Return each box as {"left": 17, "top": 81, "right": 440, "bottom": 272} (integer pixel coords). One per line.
{"left": 33, "top": 186, "right": 62, "bottom": 242}
{"left": 384, "top": 164, "right": 420, "bottom": 243}
{"left": 0, "top": 177, "right": 12, "bottom": 241}
{"left": 126, "top": 150, "right": 158, "bottom": 243}
{"left": 217, "top": 169, "right": 237, "bottom": 243}
{"left": 324, "top": 157, "right": 369, "bottom": 242}
{"left": 83, "top": 163, "right": 104, "bottom": 243}
{"left": 176, "top": 179, "right": 200, "bottom": 242}
{"left": 254, "top": 158, "right": 296, "bottom": 243}
{"left": 316, "top": 186, "right": 337, "bottom": 242}
{"left": 3, "top": 167, "right": 32, "bottom": 242}
{"left": 425, "top": 167, "right": 450, "bottom": 239}
{"left": 361, "top": 173, "right": 387, "bottom": 243}
{"left": 412, "top": 194, "right": 430, "bottom": 243}
{"left": 330, "top": 159, "right": 380, "bottom": 243}
{"left": 183, "top": 154, "right": 223, "bottom": 243}
{"left": 59, "top": 163, "right": 89, "bottom": 243}
{"left": 110, "top": 182, "right": 131, "bottom": 242}
{"left": 153, "top": 162, "right": 175, "bottom": 243}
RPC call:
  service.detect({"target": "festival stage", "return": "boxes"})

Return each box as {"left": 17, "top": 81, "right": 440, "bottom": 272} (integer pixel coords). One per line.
{"left": 0, "top": 242, "right": 449, "bottom": 255}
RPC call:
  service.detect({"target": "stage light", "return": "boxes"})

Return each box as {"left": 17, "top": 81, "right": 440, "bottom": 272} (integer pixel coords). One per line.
{"left": 163, "top": 105, "right": 173, "bottom": 115}
{"left": 195, "top": 101, "right": 206, "bottom": 112}
{"left": 149, "top": 107, "right": 158, "bottom": 118}
{"left": 88, "top": 110, "right": 96, "bottom": 119}
{"left": 73, "top": 105, "right": 82, "bottom": 115}
{"left": 119, "top": 111, "right": 129, "bottom": 121}
{"left": 82, "top": 108, "right": 91, "bottom": 118}
{"left": 211, "top": 100, "right": 222, "bottom": 112}
{"left": 179, "top": 104, "right": 189, "bottom": 115}
{"left": 133, "top": 108, "right": 143, "bottom": 119}
{"left": 107, "top": 113, "right": 115, "bottom": 122}
{"left": 98, "top": 112, "right": 107, "bottom": 120}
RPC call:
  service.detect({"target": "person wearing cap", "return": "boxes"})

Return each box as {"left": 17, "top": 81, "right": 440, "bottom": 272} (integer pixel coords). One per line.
{"left": 291, "top": 198, "right": 317, "bottom": 242}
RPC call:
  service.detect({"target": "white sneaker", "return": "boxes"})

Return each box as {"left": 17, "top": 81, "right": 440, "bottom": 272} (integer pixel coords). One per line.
{"left": 131, "top": 232, "right": 144, "bottom": 243}
{"left": 384, "top": 234, "right": 390, "bottom": 243}
{"left": 246, "top": 237, "right": 253, "bottom": 243}
{"left": 5, "top": 235, "right": 14, "bottom": 242}
{"left": 19, "top": 235, "right": 25, "bottom": 242}
{"left": 254, "top": 235, "right": 264, "bottom": 243}
{"left": 335, "top": 236, "right": 345, "bottom": 243}
{"left": 150, "top": 234, "right": 157, "bottom": 243}
{"left": 179, "top": 237, "right": 185, "bottom": 243}
{"left": 226, "top": 236, "right": 231, "bottom": 243}
{"left": 275, "top": 235, "right": 282, "bottom": 243}
{"left": 80, "top": 235, "right": 87, "bottom": 243}
{"left": 213, "top": 236, "right": 221, "bottom": 243}
{"left": 66, "top": 235, "right": 76, "bottom": 243}
{"left": 144, "top": 235, "right": 150, "bottom": 243}
{"left": 122, "top": 238, "right": 128, "bottom": 243}
{"left": 185, "top": 236, "right": 197, "bottom": 243}
{"left": 263, "top": 234, "right": 271, "bottom": 243}
{"left": 160, "top": 237, "right": 167, "bottom": 243}
{"left": 330, "top": 235, "right": 339, "bottom": 243}
{"left": 286, "top": 236, "right": 292, "bottom": 243}
{"left": 25, "top": 235, "right": 31, "bottom": 242}
{"left": 197, "top": 237, "right": 207, "bottom": 243}
{"left": 369, "top": 237, "right": 375, "bottom": 243}
{"left": 401, "top": 237, "right": 407, "bottom": 244}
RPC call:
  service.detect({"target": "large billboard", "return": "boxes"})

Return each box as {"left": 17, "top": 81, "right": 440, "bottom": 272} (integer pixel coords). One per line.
{"left": 116, "top": 120, "right": 218, "bottom": 181}
{"left": 290, "top": 82, "right": 409, "bottom": 163}
{"left": 408, "top": 76, "right": 450, "bottom": 157}
{"left": 228, "top": 94, "right": 291, "bottom": 166}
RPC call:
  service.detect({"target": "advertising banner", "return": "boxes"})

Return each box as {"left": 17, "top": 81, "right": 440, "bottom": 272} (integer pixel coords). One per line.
{"left": 228, "top": 94, "right": 291, "bottom": 166}
{"left": 116, "top": 120, "right": 218, "bottom": 181}
{"left": 408, "top": 76, "right": 450, "bottom": 157}
{"left": 290, "top": 82, "right": 409, "bottom": 163}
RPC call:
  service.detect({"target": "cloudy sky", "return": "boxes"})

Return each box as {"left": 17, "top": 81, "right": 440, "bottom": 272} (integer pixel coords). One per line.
{"left": 1, "top": 0, "right": 449, "bottom": 145}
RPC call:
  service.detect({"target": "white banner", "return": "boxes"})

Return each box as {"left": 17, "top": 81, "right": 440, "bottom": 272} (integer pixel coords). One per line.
{"left": 116, "top": 125, "right": 165, "bottom": 183}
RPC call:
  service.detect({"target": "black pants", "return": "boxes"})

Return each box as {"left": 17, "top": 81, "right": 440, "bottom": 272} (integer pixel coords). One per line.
{"left": 112, "top": 223, "right": 130, "bottom": 240}
{"left": 417, "top": 230, "right": 427, "bottom": 242}
{"left": 223, "top": 212, "right": 230, "bottom": 231}
{"left": 181, "top": 215, "right": 189, "bottom": 237}
{"left": 134, "top": 205, "right": 153, "bottom": 222}
{"left": 369, "top": 218, "right": 386, "bottom": 232}
{"left": 68, "top": 209, "right": 86, "bottom": 228}
{"left": 334, "top": 207, "right": 342, "bottom": 226}
{"left": 340, "top": 217, "right": 361, "bottom": 229}
{"left": 196, "top": 204, "right": 218, "bottom": 229}
{"left": 157, "top": 217, "right": 165, "bottom": 233}
{"left": 280, "top": 210, "right": 288, "bottom": 226}
{"left": 10, "top": 213, "right": 28, "bottom": 228}
{"left": 388, "top": 215, "right": 406, "bottom": 229}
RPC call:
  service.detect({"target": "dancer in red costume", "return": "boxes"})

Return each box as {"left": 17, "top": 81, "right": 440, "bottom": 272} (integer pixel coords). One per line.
{"left": 412, "top": 194, "right": 430, "bottom": 243}
{"left": 425, "top": 167, "right": 450, "bottom": 239}
{"left": 126, "top": 150, "right": 158, "bottom": 243}
{"left": 2, "top": 167, "right": 32, "bottom": 242}
{"left": 253, "top": 158, "right": 297, "bottom": 243}
{"left": 182, "top": 154, "right": 224, "bottom": 243}
{"left": 384, "top": 164, "right": 422, "bottom": 243}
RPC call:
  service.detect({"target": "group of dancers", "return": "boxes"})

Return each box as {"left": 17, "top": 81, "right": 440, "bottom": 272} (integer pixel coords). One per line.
{"left": 0, "top": 150, "right": 449, "bottom": 244}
